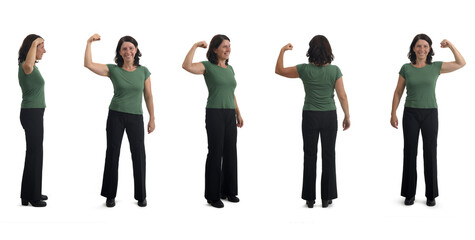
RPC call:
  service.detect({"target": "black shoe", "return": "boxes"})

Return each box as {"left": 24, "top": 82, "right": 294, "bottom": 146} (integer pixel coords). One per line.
{"left": 221, "top": 195, "right": 240, "bottom": 203}
{"left": 207, "top": 199, "right": 224, "bottom": 208}
{"left": 106, "top": 198, "right": 115, "bottom": 208}
{"left": 306, "top": 200, "right": 315, "bottom": 208}
{"left": 404, "top": 196, "right": 415, "bottom": 206}
{"left": 138, "top": 199, "right": 147, "bottom": 207}
{"left": 41, "top": 195, "right": 48, "bottom": 201}
{"left": 21, "top": 199, "right": 47, "bottom": 207}
{"left": 426, "top": 198, "right": 436, "bottom": 207}
{"left": 322, "top": 199, "right": 332, "bottom": 208}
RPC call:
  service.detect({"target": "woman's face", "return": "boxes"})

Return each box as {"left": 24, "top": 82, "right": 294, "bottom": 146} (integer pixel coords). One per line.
{"left": 119, "top": 41, "right": 137, "bottom": 63}
{"left": 214, "top": 40, "right": 231, "bottom": 61}
{"left": 413, "top": 39, "right": 430, "bottom": 61}
{"left": 36, "top": 41, "right": 46, "bottom": 60}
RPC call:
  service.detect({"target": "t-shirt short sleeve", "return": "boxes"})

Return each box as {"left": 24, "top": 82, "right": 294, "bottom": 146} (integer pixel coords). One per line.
{"left": 107, "top": 64, "right": 116, "bottom": 73}
{"left": 434, "top": 61, "right": 443, "bottom": 75}
{"left": 143, "top": 66, "right": 151, "bottom": 80}
{"left": 399, "top": 64, "right": 407, "bottom": 79}
{"left": 335, "top": 66, "right": 343, "bottom": 81}
{"left": 201, "top": 61, "right": 211, "bottom": 76}
{"left": 296, "top": 64, "right": 305, "bottom": 77}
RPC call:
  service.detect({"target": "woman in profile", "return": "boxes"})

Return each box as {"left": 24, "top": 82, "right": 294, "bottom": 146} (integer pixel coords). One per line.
{"left": 390, "top": 34, "right": 465, "bottom": 207}
{"left": 275, "top": 35, "right": 350, "bottom": 208}
{"left": 84, "top": 34, "right": 155, "bottom": 207}
{"left": 18, "top": 34, "right": 48, "bottom": 207}
{"left": 182, "top": 34, "right": 243, "bottom": 208}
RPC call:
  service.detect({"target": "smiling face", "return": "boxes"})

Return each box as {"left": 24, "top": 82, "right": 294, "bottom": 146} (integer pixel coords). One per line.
{"left": 36, "top": 41, "right": 46, "bottom": 60}
{"left": 119, "top": 41, "right": 137, "bottom": 64}
{"left": 213, "top": 40, "right": 231, "bottom": 61}
{"left": 413, "top": 39, "right": 430, "bottom": 62}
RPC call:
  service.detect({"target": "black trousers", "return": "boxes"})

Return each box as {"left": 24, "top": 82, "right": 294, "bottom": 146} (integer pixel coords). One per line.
{"left": 301, "top": 110, "right": 338, "bottom": 201}
{"left": 101, "top": 110, "right": 146, "bottom": 201}
{"left": 20, "top": 108, "right": 45, "bottom": 201}
{"left": 401, "top": 107, "right": 438, "bottom": 199}
{"left": 205, "top": 109, "right": 238, "bottom": 201}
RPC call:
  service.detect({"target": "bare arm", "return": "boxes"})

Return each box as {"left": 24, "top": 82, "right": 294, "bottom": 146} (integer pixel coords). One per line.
{"left": 390, "top": 75, "right": 406, "bottom": 129}
{"left": 84, "top": 34, "right": 109, "bottom": 77}
{"left": 22, "top": 38, "right": 43, "bottom": 75}
{"left": 182, "top": 41, "right": 207, "bottom": 74}
{"left": 275, "top": 43, "right": 299, "bottom": 78}
{"left": 440, "top": 39, "right": 466, "bottom": 74}
{"left": 235, "top": 95, "right": 243, "bottom": 128}
{"left": 334, "top": 77, "right": 350, "bottom": 130}
{"left": 144, "top": 76, "right": 155, "bottom": 134}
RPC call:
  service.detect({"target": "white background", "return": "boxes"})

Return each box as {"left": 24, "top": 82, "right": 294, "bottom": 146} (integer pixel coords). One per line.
{"left": 1, "top": 0, "right": 474, "bottom": 239}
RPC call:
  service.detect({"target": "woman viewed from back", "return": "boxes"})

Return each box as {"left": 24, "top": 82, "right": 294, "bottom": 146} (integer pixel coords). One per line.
{"left": 275, "top": 35, "right": 350, "bottom": 208}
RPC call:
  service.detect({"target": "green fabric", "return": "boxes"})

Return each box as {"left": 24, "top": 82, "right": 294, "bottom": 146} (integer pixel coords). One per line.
{"left": 202, "top": 61, "right": 236, "bottom": 109}
{"left": 107, "top": 64, "right": 151, "bottom": 114}
{"left": 399, "top": 61, "right": 442, "bottom": 108}
{"left": 296, "top": 64, "right": 342, "bottom": 111}
{"left": 18, "top": 64, "right": 46, "bottom": 109}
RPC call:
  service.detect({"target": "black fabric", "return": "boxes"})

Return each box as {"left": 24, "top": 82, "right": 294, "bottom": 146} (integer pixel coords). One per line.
{"left": 20, "top": 108, "right": 45, "bottom": 201}
{"left": 204, "top": 108, "right": 238, "bottom": 201}
{"left": 101, "top": 110, "right": 146, "bottom": 201}
{"left": 401, "top": 107, "right": 438, "bottom": 199}
{"left": 301, "top": 110, "right": 338, "bottom": 201}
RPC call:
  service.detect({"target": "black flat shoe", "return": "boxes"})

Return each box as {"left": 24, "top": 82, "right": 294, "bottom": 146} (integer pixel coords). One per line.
{"left": 138, "top": 199, "right": 147, "bottom": 207}
{"left": 41, "top": 195, "right": 48, "bottom": 201}
{"left": 106, "top": 198, "right": 115, "bottom": 208}
{"left": 322, "top": 199, "right": 332, "bottom": 208}
{"left": 306, "top": 200, "right": 315, "bottom": 208}
{"left": 404, "top": 196, "right": 415, "bottom": 206}
{"left": 221, "top": 195, "right": 240, "bottom": 203}
{"left": 426, "top": 198, "right": 436, "bottom": 207}
{"left": 207, "top": 199, "right": 224, "bottom": 208}
{"left": 21, "top": 199, "right": 47, "bottom": 207}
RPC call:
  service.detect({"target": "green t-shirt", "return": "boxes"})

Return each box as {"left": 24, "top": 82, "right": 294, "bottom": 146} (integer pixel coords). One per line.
{"left": 18, "top": 64, "right": 46, "bottom": 109}
{"left": 107, "top": 64, "right": 151, "bottom": 115}
{"left": 399, "top": 61, "right": 442, "bottom": 109}
{"left": 202, "top": 61, "right": 236, "bottom": 109}
{"left": 296, "top": 63, "right": 342, "bottom": 111}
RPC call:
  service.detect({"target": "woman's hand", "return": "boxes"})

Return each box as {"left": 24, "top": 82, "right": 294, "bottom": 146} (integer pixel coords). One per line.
{"left": 33, "top": 37, "right": 44, "bottom": 47}
{"left": 195, "top": 41, "right": 208, "bottom": 49}
{"left": 236, "top": 113, "right": 244, "bottom": 128}
{"left": 88, "top": 34, "right": 101, "bottom": 43}
{"left": 390, "top": 114, "right": 399, "bottom": 129}
{"left": 342, "top": 116, "right": 350, "bottom": 131}
{"left": 440, "top": 39, "right": 452, "bottom": 48}
{"left": 148, "top": 119, "right": 155, "bottom": 134}
{"left": 281, "top": 43, "right": 293, "bottom": 51}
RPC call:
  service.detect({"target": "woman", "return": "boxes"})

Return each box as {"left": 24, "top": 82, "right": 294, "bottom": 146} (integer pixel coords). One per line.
{"left": 84, "top": 34, "right": 155, "bottom": 207}
{"left": 182, "top": 34, "right": 244, "bottom": 208}
{"left": 275, "top": 35, "right": 350, "bottom": 208}
{"left": 391, "top": 34, "right": 465, "bottom": 207}
{"left": 18, "top": 34, "right": 48, "bottom": 207}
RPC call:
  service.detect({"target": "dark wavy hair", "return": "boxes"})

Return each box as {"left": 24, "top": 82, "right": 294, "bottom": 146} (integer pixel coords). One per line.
{"left": 206, "top": 34, "right": 230, "bottom": 65}
{"left": 115, "top": 36, "right": 142, "bottom": 67}
{"left": 408, "top": 34, "right": 434, "bottom": 64}
{"left": 306, "top": 35, "right": 334, "bottom": 66}
{"left": 18, "top": 34, "right": 42, "bottom": 65}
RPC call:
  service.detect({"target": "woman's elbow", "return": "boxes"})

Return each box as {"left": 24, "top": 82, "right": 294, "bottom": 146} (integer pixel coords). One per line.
{"left": 182, "top": 63, "right": 190, "bottom": 71}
